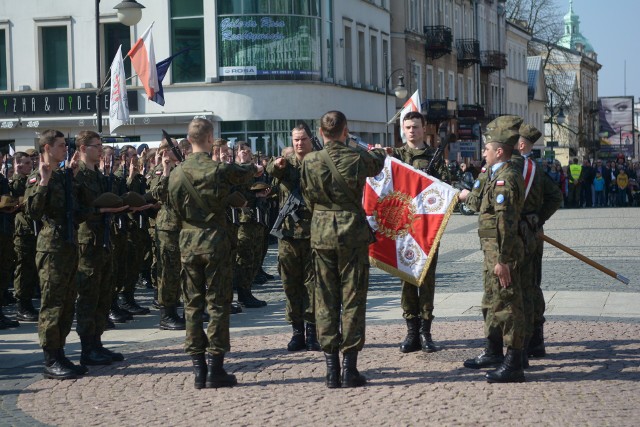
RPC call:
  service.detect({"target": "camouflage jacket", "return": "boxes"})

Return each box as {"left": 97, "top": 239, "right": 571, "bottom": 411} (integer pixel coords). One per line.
{"left": 168, "top": 152, "right": 256, "bottom": 255}
{"left": 11, "top": 173, "right": 39, "bottom": 236}
{"left": 391, "top": 144, "right": 450, "bottom": 181}
{"left": 149, "top": 163, "right": 181, "bottom": 232}
{"left": 235, "top": 161, "right": 259, "bottom": 224}
{"left": 300, "top": 140, "right": 386, "bottom": 249}
{"left": 75, "top": 160, "right": 109, "bottom": 245}
{"left": 24, "top": 167, "right": 91, "bottom": 251}
{"left": 477, "top": 162, "right": 524, "bottom": 265}
{"left": 0, "top": 172, "right": 13, "bottom": 236}
{"left": 266, "top": 154, "right": 310, "bottom": 239}
{"left": 115, "top": 166, "right": 148, "bottom": 228}
{"left": 465, "top": 166, "right": 489, "bottom": 212}
{"left": 511, "top": 153, "right": 562, "bottom": 225}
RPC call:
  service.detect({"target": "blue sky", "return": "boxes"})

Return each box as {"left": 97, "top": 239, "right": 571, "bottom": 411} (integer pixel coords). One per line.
{"left": 563, "top": 0, "right": 640, "bottom": 99}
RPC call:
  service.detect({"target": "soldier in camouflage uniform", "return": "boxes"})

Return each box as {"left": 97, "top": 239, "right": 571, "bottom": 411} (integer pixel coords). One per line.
{"left": 168, "top": 118, "right": 258, "bottom": 389}
{"left": 74, "top": 131, "right": 131, "bottom": 366}
{"left": 0, "top": 151, "right": 19, "bottom": 329}
{"left": 513, "top": 124, "right": 562, "bottom": 363}
{"left": 149, "top": 138, "right": 185, "bottom": 330}
{"left": 10, "top": 152, "right": 40, "bottom": 322}
{"left": 233, "top": 143, "right": 268, "bottom": 308}
{"left": 459, "top": 116, "right": 526, "bottom": 383}
{"left": 300, "top": 111, "right": 386, "bottom": 388}
{"left": 24, "top": 130, "right": 91, "bottom": 379}
{"left": 266, "top": 122, "right": 320, "bottom": 352}
{"left": 392, "top": 111, "right": 449, "bottom": 354}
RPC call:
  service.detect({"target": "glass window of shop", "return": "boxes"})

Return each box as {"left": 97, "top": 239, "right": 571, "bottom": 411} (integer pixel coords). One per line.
{"left": 104, "top": 23, "right": 132, "bottom": 82}
{"left": 221, "top": 119, "right": 317, "bottom": 156}
{"left": 217, "top": 0, "right": 322, "bottom": 81}
{"left": 0, "top": 29, "right": 6, "bottom": 90}
{"left": 170, "top": 0, "right": 205, "bottom": 83}
{"left": 41, "top": 26, "right": 69, "bottom": 89}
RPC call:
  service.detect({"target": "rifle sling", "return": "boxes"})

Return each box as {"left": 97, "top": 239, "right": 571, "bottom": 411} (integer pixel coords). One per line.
{"left": 318, "top": 149, "right": 364, "bottom": 215}
{"left": 174, "top": 165, "right": 216, "bottom": 224}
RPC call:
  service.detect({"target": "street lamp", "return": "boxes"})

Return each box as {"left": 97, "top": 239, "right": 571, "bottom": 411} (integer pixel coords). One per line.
{"left": 384, "top": 52, "right": 407, "bottom": 146}
{"left": 547, "top": 92, "right": 565, "bottom": 153}
{"left": 96, "top": 0, "right": 145, "bottom": 134}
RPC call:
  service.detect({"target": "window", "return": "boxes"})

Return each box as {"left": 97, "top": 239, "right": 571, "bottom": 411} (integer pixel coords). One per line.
{"left": 357, "top": 29, "right": 365, "bottom": 84}
{"left": 41, "top": 26, "right": 69, "bottom": 89}
{"left": 344, "top": 25, "right": 353, "bottom": 85}
{"left": 171, "top": 0, "right": 204, "bottom": 83}
{"left": 467, "top": 76, "right": 473, "bottom": 104}
{"left": 0, "top": 29, "right": 7, "bottom": 90}
{"left": 448, "top": 71, "right": 455, "bottom": 100}
{"left": 426, "top": 66, "right": 434, "bottom": 98}
{"left": 438, "top": 69, "right": 445, "bottom": 98}
{"left": 454, "top": 5, "right": 461, "bottom": 40}
{"left": 411, "top": 62, "right": 421, "bottom": 97}
{"left": 408, "top": 0, "right": 419, "bottom": 31}
{"left": 104, "top": 23, "right": 132, "bottom": 83}
{"left": 370, "top": 34, "right": 378, "bottom": 88}
{"left": 457, "top": 74, "right": 464, "bottom": 105}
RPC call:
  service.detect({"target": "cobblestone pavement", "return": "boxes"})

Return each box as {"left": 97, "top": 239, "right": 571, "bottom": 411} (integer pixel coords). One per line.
{"left": 1, "top": 207, "right": 639, "bottom": 426}
{"left": 13, "top": 321, "right": 640, "bottom": 427}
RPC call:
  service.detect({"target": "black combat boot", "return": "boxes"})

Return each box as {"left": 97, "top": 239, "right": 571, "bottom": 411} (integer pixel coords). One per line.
{"left": 159, "top": 306, "right": 186, "bottom": 330}
{"left": 0, "top": 307, "right": 20, "bottom": 328}
{"left": 324, "top": 352, "right": 341, "bottom": 388}
{"left": 528, "top": 324, "right": 546, "bottom": 358}
{"left": 80, "top": 335, "right": 112, "bottom": 366}
{"left": 522, "top": 336, "right": 531, "bottom": 369}
{"left": 463, "top": 336, "right": 504, "bottom": 369}
{"left": 260, "top": 268, "right": 274, "bottom": 281}
{"left": 399, "top": 318, "right": 421, "bottom": 353}
{"left": 16, "top": 299, "right": 39, "bottom": 322}
{"left": 305, "top": 323, "right": 321, "bottom": 351}
{"left": 230, "top": 301, "right": 243, "bottom": 314}
{"left": 95, "top": 334, "right": 124, "bottom": 362}
{"left": 341, "top": 352, "right": 366, "bottom": 388}
{"left": 237, "top": 288, "right": 267, "bottom": 308}
{"left": 109, "top": 298, "right": 132, "bottom": 322}
{"left": 57, "top": 348, "right": 88, "bottom": 375}
{"left": 485, "top": 347, "right": 526, "bottom": 383}
{"left": 120, "top": 293, "right": 150, "bottom": 315}
{"left": 419, "top": 318, "right": 440, "bottom": 353}
{"left": 191, "top": 353, "right": 207, "bottom": 390}
{"left": 287, "top": 323, "right": 306, "bottom": 351}
{"left": 152, "top": 288, "right": 161, "bottom": 310}
{"left": 2, "top": 289, "right": 16, "bottom": 306}
{"left": 206, "top": 353, "right": 237, "bottom": 388}
{"left": 43, "top": 348, "right": 77, "bottom": 380}
{"left": 105, "top": 317, "right": 116, "bottom": 330}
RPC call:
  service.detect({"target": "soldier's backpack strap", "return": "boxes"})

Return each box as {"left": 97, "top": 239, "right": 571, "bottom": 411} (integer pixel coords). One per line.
{"left": 318, "top": 149, "right": 364, "bottom": 215}
{"left": 174, "top": 164, "right": 215, "bottom": 223}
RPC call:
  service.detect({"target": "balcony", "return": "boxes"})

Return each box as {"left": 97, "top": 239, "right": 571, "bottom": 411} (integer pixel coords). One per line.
{"left": 456, "top": 39, "right": 481, "bottom": 68}
{"left": 424, "top": 99, "right": 457, "bottom": 121}
{"left": 480, "top": 51, "right": 507, "bottom": 72}
{"left": 424, "top": 26, "right": 453, "bottom": 59}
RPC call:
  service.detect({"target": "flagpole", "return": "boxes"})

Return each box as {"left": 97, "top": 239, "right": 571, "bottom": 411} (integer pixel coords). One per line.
{"left": 96, "top": 0, "right": 103, "bottom": 134}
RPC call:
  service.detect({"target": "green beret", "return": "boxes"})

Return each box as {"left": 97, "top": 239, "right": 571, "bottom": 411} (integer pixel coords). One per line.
{"left": 143, "top": 192, "right": 158, "bottom": 204}
{"left": 93, "top": 192, "right": 124, "bottom": 208}
{"left": 121, "top": 191, "right": 147, "bottom": 208}
{"left": 250, "top": 182, "right": 270, "bottom": 191}
{"left": 519, "top": 124, "right": 542, "bottom": 144}
{"left": 485, "top": 115, "right": 523, "bottom": 147}
{"left": 226, "top": 191, "right": 247, "bottom": 208}
{"left": 0, "top": 195, "right": 19, "bottom": 210}
{"left": 25, "top": 148, "right": 38, "bottom": 156}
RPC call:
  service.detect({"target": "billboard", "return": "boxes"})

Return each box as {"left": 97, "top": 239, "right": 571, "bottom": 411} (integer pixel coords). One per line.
{"left": 598, "top": 96, "right": 635, "bottom": 158}
{"left": 218, "top": 16, "right": 322, "bottom": 81}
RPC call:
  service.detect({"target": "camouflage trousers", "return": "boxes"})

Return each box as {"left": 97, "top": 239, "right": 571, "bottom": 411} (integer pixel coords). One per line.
{"left": 401, "top": 249, "right": 439, "bottom": 321}
{"left": 122, "top": 225, "right": 148, "bottom": 295}
{"left": 76, "top": 243, "right": 112, "bottom": 337}
{"left": 0, "top": 233, "right": 15, "bottom": 305}
{"left": 312, "top": 245, "right": 369, "bottom": 354}
{"left": 36, "top": 244, "right": 79, "bottom": 349}
{"left": 156, "top": 229, "right": 181, "bottom": 307}
{"left": 532, "top": 236, "right": 545, "bottom": 327}
{"left": 13, "top": 234, "right": 38, "bottom": 301}
{"left": 481, "top": 248, "right": 525, "bottom": 350}
{"left": 278, "top": 237, "right": 315, "bottom": 325}
{"left": 112, "top": 230, "right": 127, "bottom": 295}
{"left": 181, "top": 243, "right": 233, "bottom": 356}
{"left": 234, "top": 222, "right": 265, "bottom": 292}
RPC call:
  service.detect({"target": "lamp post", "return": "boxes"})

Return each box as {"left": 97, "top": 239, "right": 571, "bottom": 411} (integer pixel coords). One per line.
{"left": 384, "top": 52, "right": 408, "bottom": 146}
{"left": 96, "top": 0, "right": 145, "bottom": 134}
{"left": 547, "top": 92, "right": 565, "bottom": 155}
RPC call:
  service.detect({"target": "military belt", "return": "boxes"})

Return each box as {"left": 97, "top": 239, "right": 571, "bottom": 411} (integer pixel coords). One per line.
{"left": 478, "top": 228, "right": 497, "bottom": 238}
{"left": 313, "top": 202, "right": 360, "bottom": 213}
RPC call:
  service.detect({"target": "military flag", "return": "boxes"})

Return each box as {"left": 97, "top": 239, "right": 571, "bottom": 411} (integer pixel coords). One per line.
{"left": 128, "top": 23, "right": 159, "bottom": 99}
{"left": 108, "top": 45, "right": 129, "bottom": 134}
{"left": 363, "top": 156, "right": 458, "bottom": 286}
{"left": 399, "top": 90, "right": 421, "bottom": 140}
{"left": 151, "top": 48, "right": 189, "bottom": 106}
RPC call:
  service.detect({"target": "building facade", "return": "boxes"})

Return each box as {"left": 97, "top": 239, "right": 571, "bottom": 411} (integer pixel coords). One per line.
{"left": 0, "top": 0, "right": 394, "bottom": 153}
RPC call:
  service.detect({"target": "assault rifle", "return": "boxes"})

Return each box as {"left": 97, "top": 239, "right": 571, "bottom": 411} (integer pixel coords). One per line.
{"left": 162, "top": 129, "right": 185, "bottom": 163}
{"left": 270, "top": 187, "right": 305, "bottom": 239}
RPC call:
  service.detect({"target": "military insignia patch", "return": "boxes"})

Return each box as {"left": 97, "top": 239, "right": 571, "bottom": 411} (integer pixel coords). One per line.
{"left": 496, "top": 180, "right": 505, "bottom": 186}
{"left": 473, "top": 180, "right": 480, "bottom": 189}
{"left": 155, "top": 170, "right": 162, "bottom": 175}
{"left": 496, "top": 194, "right": 505, "bottom": 204}
{"left": 29, "top": 177, "right": 37, "bottom": 184}
{"left": 481, "top": 167, "right": 487, "bottom": 173}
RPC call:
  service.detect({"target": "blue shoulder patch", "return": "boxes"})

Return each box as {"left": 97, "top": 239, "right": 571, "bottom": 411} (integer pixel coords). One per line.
{"left": 473, "top": 180, "right": 480, "bottom": 189}
{"left": 496, "top": 194, "right": 505, "bottom": 204}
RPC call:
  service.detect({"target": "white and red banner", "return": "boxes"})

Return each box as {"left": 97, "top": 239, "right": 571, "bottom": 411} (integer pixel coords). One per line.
{"left": 399, "top": 90, "right": 421, "bottom": 140}
{"left": 363, "top": 156, "right": 459, "bottom": 286}
{"left": 109, "top": 45, "right": 129, "bottom": 134}
{"left": 128, "top": 23, "right": 159, "bottom": 99}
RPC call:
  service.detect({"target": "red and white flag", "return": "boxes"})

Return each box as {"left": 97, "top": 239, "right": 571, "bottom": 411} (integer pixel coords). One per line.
{"left": 399, "top": 90, "right": 421, "bottom": 140}
{"left": 363, "top": 156, "right": 459, "bottom": 286}
{"left": 128, "top": 23, "right": 159, "bottom": 99}
{"left": 109, "top": 45, "right": 129, "bottom": 134}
